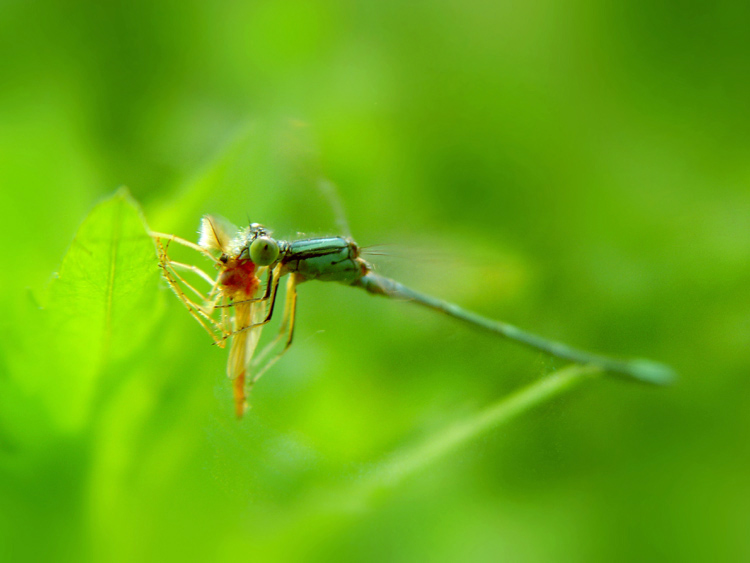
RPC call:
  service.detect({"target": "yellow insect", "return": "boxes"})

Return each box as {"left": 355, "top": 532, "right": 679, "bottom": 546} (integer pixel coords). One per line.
{"left": 151, "top": 216, "right": 275, "bottom": 418}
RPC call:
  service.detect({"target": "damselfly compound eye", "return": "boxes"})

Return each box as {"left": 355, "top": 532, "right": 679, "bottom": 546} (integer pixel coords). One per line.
{"left": 249, "top": 236, "right": 279, "bottom": 266}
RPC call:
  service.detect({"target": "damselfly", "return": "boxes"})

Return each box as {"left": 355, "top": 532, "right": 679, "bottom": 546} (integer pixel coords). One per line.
{"left": 154, "top": 216, "right": 674, "bottom": 416}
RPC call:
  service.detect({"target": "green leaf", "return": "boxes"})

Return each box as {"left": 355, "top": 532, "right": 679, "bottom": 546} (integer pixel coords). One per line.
{"left": 34, "top": 188, "right": 162, "bottom": 432}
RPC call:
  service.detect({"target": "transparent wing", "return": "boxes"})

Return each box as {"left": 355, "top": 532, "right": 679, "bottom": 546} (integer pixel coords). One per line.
{"left": 199, "top": 214, "right": 238, "bottom": 253}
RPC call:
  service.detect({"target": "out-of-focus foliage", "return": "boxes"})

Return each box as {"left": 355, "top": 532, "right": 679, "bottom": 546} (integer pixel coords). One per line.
{"left": 1, "top": 1, "right": 748, "bottom": 561}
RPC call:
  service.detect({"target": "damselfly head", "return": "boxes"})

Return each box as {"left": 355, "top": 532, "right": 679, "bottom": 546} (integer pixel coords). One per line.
{"left": 248, "top": 222, "right": 271, "bottom": 238}
{"left": 249, "top": 236, "right": 280, "bottom": 266}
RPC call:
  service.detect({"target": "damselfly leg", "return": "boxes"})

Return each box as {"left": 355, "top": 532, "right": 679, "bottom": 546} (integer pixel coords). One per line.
{"left": 250, "top": 272, "right": 300, "bottom": 383}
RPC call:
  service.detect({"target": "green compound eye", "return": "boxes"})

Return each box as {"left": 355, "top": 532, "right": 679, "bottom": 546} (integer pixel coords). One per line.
{"left": 249, "top": 236, "right": 280, "bottom": 266}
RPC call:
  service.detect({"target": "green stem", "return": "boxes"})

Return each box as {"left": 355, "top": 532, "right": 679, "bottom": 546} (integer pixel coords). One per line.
{"left": 253, "top": 365, "right": 602, "bottom": 554}
{"left": 366, "top": 364, "right": 601, "bottom": 492}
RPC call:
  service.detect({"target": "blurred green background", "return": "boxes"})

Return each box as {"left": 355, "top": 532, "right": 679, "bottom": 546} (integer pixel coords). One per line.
{"left": 1, "top": 0, "right": 749, "bottom": 561}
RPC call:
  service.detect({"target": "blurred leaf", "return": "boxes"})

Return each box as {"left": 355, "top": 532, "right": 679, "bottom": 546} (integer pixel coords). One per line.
{"left": 149, "top": 122, "right": 256, "bottom": 233}
{"left": 31, "top": 188, "right": 162, "bottom": 432}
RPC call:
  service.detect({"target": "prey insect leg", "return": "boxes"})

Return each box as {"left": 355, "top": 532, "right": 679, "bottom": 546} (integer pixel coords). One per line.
{"left": 154, "top": 236, "right": 230, "bottom": 346}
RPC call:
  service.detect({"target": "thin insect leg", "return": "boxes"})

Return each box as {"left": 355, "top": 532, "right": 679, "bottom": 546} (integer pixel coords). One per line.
{"left": 156, "top": 245, "right": 221, "bottom": 315}
{"left": 214, "top": 274, "right": 280, "bottom": 344}
{"left": 152, "top": 230, "right": 224, "bottom": 311}
{"left": 155, "top": 235, "right": 224, "bottom": 302}
{"left": 165, "top": 268, "right": 223, "bottom": 322}
{"left": 163, "top": 263, "right": 225, "bottom": 330}
{"left": 161, "top": 266, "right": 228, "bottom": 345}
{"left": 154, "top": 234, "right": 172, "bottom": 264}
{"left": 207, "top": 278, "right": 223, "bottom": 300}
{"left": 155, "top": 236, "right": 223, "bottom": 318}
{"left": 155, "top": 240, "right": 229, "bottom": 344}
{"left": 168, "top": 260, "right": 217, "bottom": 287}
{"left": 221, "top": 296, "right": 230, "bottom": 333}
{"left": 251, "top": 276, "right": 296, "bottom": 368}
{"left": 162, "top": 276, "right": 228, "bottom": 345}
{"left": 150, "top": 231, "right": 219, "bottom": 262}
{"left": 251, "top": 274, "right": 299, "bottom": 382}
{"left": 216, "top": 266, "right": 283, "bottom": 343}
{"left": 247, "top": 267, "right": 282, "bottom": 327}
{"left": 163, "top": 261, "right": 218, "bottom": 303}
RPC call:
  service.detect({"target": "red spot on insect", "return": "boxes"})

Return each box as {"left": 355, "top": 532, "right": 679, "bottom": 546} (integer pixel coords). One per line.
{"left": 219, "top": 258, "right": 259, "bottom": 300}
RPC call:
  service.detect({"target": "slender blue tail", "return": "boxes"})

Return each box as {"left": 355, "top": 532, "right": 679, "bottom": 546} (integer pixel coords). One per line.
{"left": 353, "top": 273, "right": 675, "bottom": 386}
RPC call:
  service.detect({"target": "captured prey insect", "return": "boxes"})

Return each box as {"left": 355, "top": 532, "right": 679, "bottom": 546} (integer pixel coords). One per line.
{"left": 151, "top": 216, "right": 273, "bottom": 418}
{"left": 153, "top": 216, "right": 675, "bottom": 417}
